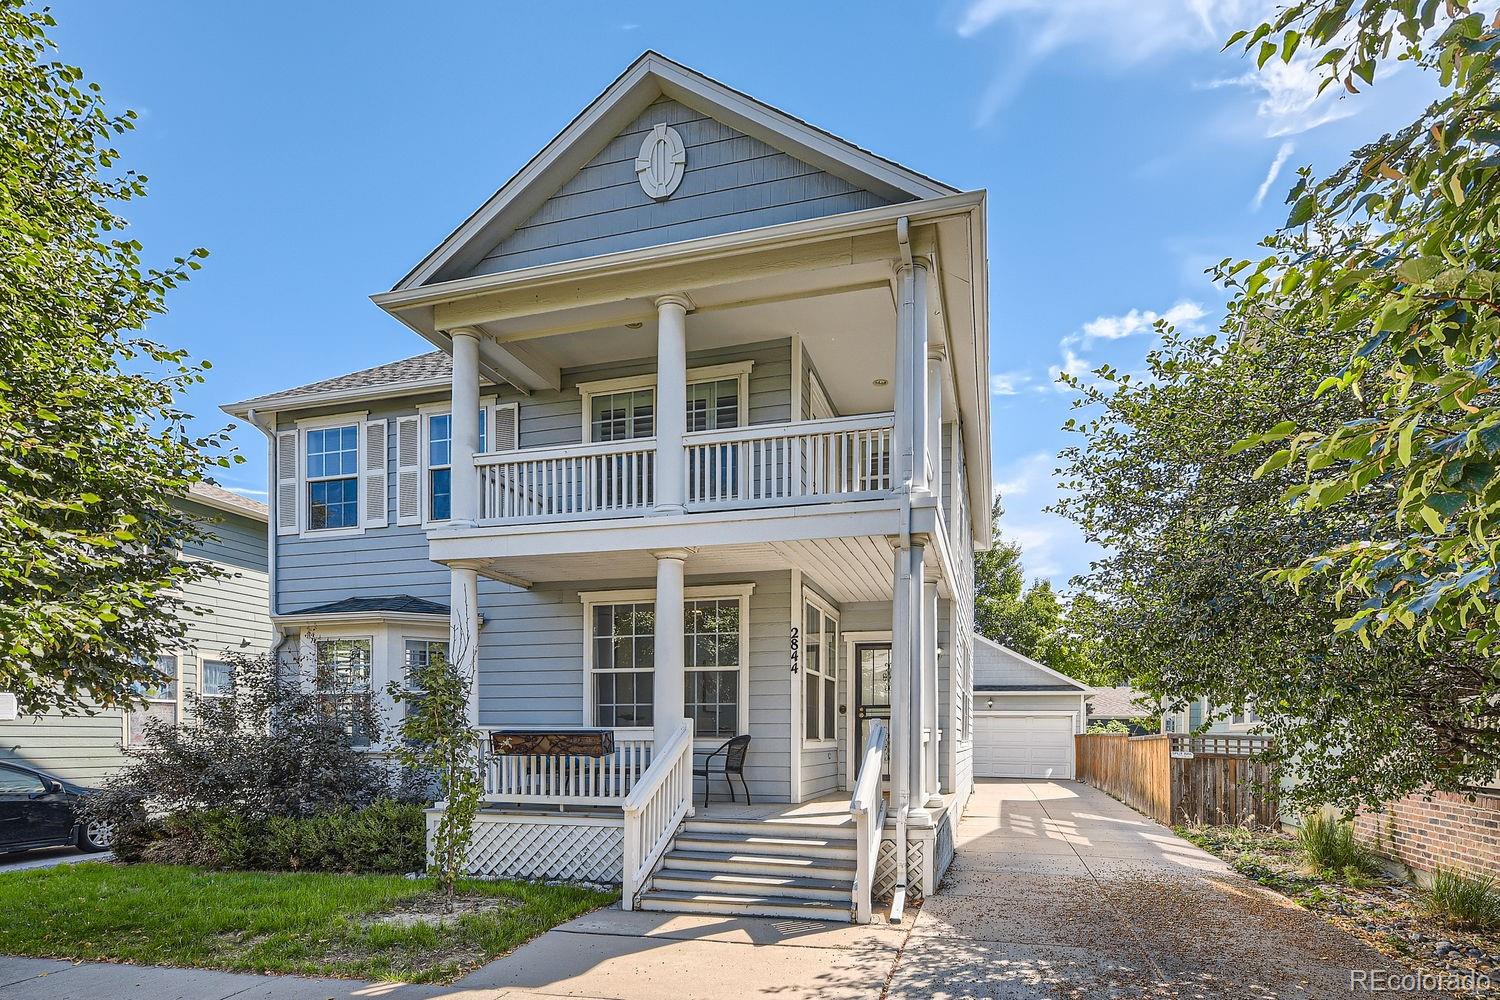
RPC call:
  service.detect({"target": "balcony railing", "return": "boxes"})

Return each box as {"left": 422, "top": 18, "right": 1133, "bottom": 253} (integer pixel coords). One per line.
{"left": 683, "top": 413, "right": 894, "bottom": 508}
{"left": 474, "top": 413, "right": 895, "bottom": 524}
{"left": 479, "top": 726, "right": 654, "bottom": 806}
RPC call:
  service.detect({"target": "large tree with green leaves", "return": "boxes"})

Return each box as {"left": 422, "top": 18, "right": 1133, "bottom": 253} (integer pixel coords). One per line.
{"left": 1224, "top": 3, "right": 1500, "bottom": 651}
{"left": 0, "top": 3, "right": 232, "bottom": 715}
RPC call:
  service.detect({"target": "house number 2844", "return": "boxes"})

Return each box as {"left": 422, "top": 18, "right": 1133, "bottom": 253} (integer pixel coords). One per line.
{"left": 789, "top": 626, "right": 800, "bottom": 674}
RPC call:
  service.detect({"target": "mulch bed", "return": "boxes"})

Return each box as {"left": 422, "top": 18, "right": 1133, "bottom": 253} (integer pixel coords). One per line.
{"left": 1180, "top": 824, "right": 1500, "bottom": 996}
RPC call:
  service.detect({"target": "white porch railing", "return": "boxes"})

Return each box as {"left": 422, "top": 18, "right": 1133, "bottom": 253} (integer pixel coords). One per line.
{"left": 479, "top": 727, "right": 653, "bottom": 807}
{"left": 849, "top": 719, "right": 889, "bottom": 924}
{"left": 477, "top": 440, "right": 656, "bottom": 522}
{"left": 622, "top": 719, "right": 694, "bottom": 909}
{"left": 683, "top": 413, "right": 895, "bottom": 508}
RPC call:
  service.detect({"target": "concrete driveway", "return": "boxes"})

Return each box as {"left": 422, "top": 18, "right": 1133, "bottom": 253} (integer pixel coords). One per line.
{"left": 0, "top": 781, "right": 1425, "bottom": 999}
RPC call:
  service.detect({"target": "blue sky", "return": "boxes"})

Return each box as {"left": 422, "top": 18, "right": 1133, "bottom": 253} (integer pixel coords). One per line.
{"left": 56, "top": 1, "right": 1436, "bottom": 586}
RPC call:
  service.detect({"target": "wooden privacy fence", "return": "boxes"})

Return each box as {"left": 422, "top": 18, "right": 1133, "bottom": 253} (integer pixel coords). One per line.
{"left": 1075, "top": 733, "right": 1279, "bottom": 827}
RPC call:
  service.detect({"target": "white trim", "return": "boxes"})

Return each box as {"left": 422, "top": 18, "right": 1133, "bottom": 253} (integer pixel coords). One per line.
{"left": 800, "top": 588, "right": 840, "bottom": 749}
{"left": 577, "top": 362, "right": 753, "bottom": 444}
{"left": 294, "top": 411, "right": 371, "bottom": 540}
{"left": 391, "top": 51, "right": 956, "bottom": 290}
{"left": 581, "top": 584, "right": 754, "bottom": 742}
{"left": 973, "top": 634, "right": 1090, "bottom": 692}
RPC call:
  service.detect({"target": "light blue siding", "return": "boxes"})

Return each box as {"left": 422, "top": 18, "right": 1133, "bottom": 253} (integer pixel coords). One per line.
{"left": 468, "top": 98, "right": 897, "bottom": 277}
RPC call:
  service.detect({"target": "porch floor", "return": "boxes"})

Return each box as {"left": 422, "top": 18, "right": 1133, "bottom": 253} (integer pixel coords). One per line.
{"left": 694, "top": 789, "right": 954, "bottom": 829}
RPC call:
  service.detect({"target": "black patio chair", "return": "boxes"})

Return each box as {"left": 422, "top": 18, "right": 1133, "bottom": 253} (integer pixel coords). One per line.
{"left": 694, "top": 734, "right": 751, "bottom": 807}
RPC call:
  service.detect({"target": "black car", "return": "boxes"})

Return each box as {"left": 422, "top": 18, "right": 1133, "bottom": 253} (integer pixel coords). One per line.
{"left": 0, "top": 761, "right": 111, "bottom": 854}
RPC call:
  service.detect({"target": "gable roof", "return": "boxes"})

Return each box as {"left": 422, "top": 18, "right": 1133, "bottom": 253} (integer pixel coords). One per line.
{"left": 224, "top": 352, "right": 457, "bottom": 417}
{"left": 972, "top": 634, "right": 1090, "bottom": 693}
{"left": 396, "top": 51, "right": 959, "bottom": 289}
{"left": 184, "top": 481, "right": 268, "bottom": 522}
{"left": 1086, "top": 686, "right": 1156, "bottom": 719}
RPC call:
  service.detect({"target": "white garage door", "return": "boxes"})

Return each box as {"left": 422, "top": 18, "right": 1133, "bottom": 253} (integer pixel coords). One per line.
{"left": 974, "top": 714, "right": 1075, "bottom": 779}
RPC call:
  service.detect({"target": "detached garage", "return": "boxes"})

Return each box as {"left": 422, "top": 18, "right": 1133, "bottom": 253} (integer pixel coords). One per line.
{"left": 972, "top": 635, "right": 1089, "bottom": 779}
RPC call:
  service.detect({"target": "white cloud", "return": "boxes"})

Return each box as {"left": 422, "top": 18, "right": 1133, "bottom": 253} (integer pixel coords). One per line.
{"left": 1198, "top": 57, "right": 1356, "bottom": 137}
{"left": 1047, "top": 349, "right": 1093, "bottom": 391}
{"left": 1061, "top": 300, "right": 1206, "bottom": 351}
{"left": 228, "top": 486, "right": 268, "bottom": 498}
{"left": 1251, "top": 140, "right": 1295, "bottom": 210}
{"left": 994, "top": 451, "right": 1053, "bottom": 499}
{"left": 990, "top": 370, "right": 1034, "bottom": 396}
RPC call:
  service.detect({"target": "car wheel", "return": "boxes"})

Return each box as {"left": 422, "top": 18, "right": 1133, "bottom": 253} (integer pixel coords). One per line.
{"left": 78, "top": 819, "right": 112, "bottom": 852}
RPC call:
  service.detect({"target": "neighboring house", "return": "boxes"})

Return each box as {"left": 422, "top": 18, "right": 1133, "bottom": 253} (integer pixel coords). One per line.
{"left": 224, "top": 51, "right": 989, "bottom": 924}
{"left": 971, "top": 635, "right": 1089, "bottom": 780}
{"left": 1161, "top": 695, "right": 1261, "bottom": 736}
{"left": 0, "top": 483, "right": 271, "bottom": 785}
{"left": 1085, "top": 685, "right": 1156, "bottom": 735}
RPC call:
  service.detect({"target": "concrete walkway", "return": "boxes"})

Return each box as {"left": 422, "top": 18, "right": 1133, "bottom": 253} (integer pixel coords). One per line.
{"left": 0, "top": 781, "right": 1425, "bottom": 999}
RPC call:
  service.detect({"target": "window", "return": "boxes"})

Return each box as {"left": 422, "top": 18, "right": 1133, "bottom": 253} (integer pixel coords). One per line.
{"left": 126, "top": 654, "right": 178, "bottom": 746}
{"left": 201, "top": 660, "right": 232, "bottom": 700}
{"left": 0, "top": 765, "right": 44, "bottom": 795}
{"left": 591, "top": 390, "right": 655, "bottom": 442}
{"left": 592, "top": 603, "right": 655, "bottom": 728}
{"left": 426, "top": 410, "right": 488, "bottom": 522}
{"left": 306, "top": 424, "right": 359, "bottom": 529}
{"left": 317, "top": 638, "right": 373, "bottom": 747}
{"left": 685, "top": 599, "right": 741, "bottom": 739}
{"left": 402, "top": 638, "right": 448, "bottom": 692}
{"left": 803, "top": 598, "right": 838, "bottom": 742}
{"left": 586, "top": 589, "right": 749, "bottom": 736}
{"left": 685, "top": 379, "right": 739, "bottom": 432}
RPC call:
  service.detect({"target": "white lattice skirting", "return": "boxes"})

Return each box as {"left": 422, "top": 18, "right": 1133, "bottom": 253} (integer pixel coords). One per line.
{"left": 874, "top": 833, "right": 927, "bottom": 902}
{"left": 428, "top": 808, "right": 624, "bottom": 884}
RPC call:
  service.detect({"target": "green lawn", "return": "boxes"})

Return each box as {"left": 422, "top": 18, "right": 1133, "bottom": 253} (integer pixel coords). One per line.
{"left": 0, "top": 862, "right": 616, "bottom": 984}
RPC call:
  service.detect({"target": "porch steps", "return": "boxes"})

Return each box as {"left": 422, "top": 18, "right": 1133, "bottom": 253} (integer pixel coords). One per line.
{"left": 638, "top": 817, "right": 858, "bottom": 922}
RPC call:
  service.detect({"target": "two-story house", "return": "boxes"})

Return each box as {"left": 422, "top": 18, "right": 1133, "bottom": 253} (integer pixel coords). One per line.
{"left": 0, "top": 483, "right": 271, "bottom": 787}
{"left": 226, "top": 52, "right": 989, "bottom": 924}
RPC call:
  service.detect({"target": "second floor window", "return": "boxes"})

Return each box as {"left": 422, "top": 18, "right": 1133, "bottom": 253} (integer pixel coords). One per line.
{"left": 427, "top": 410, "right": 488, "bottom": 522}
{"left": 685, "top": 378, "right": 739, "bottom": 432}
{"left": 591, "top": 390, "right": 655, "bottom": 442}
{"left": 306, "top": 425, "right": 359, "bottom": 529}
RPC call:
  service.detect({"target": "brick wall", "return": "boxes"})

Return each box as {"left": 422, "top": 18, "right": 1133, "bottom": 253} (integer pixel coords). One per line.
{"left": 1354, "top": 789, "right": 1500, "bottom": 879}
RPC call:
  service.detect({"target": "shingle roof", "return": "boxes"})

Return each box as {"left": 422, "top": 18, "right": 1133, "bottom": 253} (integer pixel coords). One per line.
{"left": 1086, "top": 686, "right": 1155, "bottom": 719}
{"left": 230, "top": 352, "right": 452, "bottom": 410}
{"left": 280, "top": 595, "right": 450, "bottom": 618}
{"left": 976, "top": 684, "right": 1084, "bottom": 693}
{"left": 185, "top": 481, "right": 268, "bottom": 521}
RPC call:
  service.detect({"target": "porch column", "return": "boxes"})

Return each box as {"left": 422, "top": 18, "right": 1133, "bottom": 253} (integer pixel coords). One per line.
{"left": 926, "top": 345, "right": 945, "bottom": 503}
{"left": 893, "top": 259, "right": 930, "bottom": 495}
{"left": 654, "top": 295, "right": 691, "bottom": 516}
{"left": 892, "top": 538, "right": 931, "bottom": 826}
{"left": 923, "top": 571, "right": 943, "bottom": 807}
{"left": 449, "top": 327, "right": 482, "bottom": 526}
{"left": 449, "top": 565, "right": 481, "bottom": 727}
{"left": 652, "top": 548, "right": 691, "bottom": 747}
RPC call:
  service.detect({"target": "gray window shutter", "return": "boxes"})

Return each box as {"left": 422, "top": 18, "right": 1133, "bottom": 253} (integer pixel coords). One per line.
{"left": 396, "top": 415, "right": 421, "bottom": 526}
{"left": 275, "top": 430, "right": 299, "bottom": 536}
{"left": 494, "top": 402, "right": 519, "bottom": 452}
{"left": 362, "top": 419, "right": 388, "bottom": 528}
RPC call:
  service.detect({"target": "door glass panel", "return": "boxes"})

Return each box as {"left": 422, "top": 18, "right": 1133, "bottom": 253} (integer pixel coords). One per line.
{"left": 855, "top": 643, "right": 892, "bottom": 782}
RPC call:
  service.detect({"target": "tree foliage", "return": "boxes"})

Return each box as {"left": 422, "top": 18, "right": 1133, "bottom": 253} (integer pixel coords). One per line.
{"left": 0, "top": 2, "right": 233, "bottom": 714}
{"left": 977, "top": 498, "right": 1103, "bottom": 683}
{"left": 1224, "top": 2, "right": 1500, "bottom": 650}
{"left": 1054, "top": 297, "right": 1500, "bottom": 810}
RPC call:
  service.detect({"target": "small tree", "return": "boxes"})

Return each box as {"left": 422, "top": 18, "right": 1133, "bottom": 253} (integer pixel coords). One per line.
{"left": 390, "top": 622, "right": 480, "bottom": 898}
{"left": 0, "top": 2, "right": 237, "bottom": 716}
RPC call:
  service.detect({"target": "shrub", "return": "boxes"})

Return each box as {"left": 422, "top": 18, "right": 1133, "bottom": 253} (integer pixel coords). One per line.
{"left": 1425, "top": 867, "right": 1500, "bottom": 931}
{"left": 1296, "top": 811, "right": 1379, "bottom": 880}
{"left": 122, "top": 800, "right": 425, "bottom": 873}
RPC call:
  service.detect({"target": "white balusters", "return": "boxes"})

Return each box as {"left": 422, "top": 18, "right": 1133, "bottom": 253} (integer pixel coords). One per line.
{"left": 478, "top": 728, "right": 653, "bottom": 807}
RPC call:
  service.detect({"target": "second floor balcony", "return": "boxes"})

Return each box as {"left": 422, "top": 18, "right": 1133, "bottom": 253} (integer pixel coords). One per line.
{"left": 475, "top": 411, "right": 895, "bottom": 524}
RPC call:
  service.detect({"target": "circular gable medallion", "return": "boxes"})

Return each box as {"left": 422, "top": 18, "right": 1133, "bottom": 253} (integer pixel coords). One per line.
{"left": 636, "top": 123, "right": 686, "bottom": 199}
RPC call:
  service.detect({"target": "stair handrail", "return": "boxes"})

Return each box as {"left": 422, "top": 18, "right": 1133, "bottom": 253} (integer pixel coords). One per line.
{"left": 848, "top": 719, "right": 888, "bottom": 924}
{"left": 621, "top": 719, "right": 694, "bottom": 910}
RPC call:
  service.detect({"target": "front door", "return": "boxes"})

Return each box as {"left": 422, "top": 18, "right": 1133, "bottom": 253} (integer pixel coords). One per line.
{"left": 854, "top": 643, "right": 892, "bottom": 782}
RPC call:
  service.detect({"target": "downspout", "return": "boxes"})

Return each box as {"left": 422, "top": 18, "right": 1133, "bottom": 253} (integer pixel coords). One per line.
{"left": 890, "top": 216, "right": 914, "bottom": 922}
{"left": 246, "top": 408, "right": 287, "bottom": 654}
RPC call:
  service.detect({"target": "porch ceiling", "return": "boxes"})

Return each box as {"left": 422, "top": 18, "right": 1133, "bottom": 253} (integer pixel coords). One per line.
{"left": 469, "top": 534, "right": 903, "bottom": 604}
